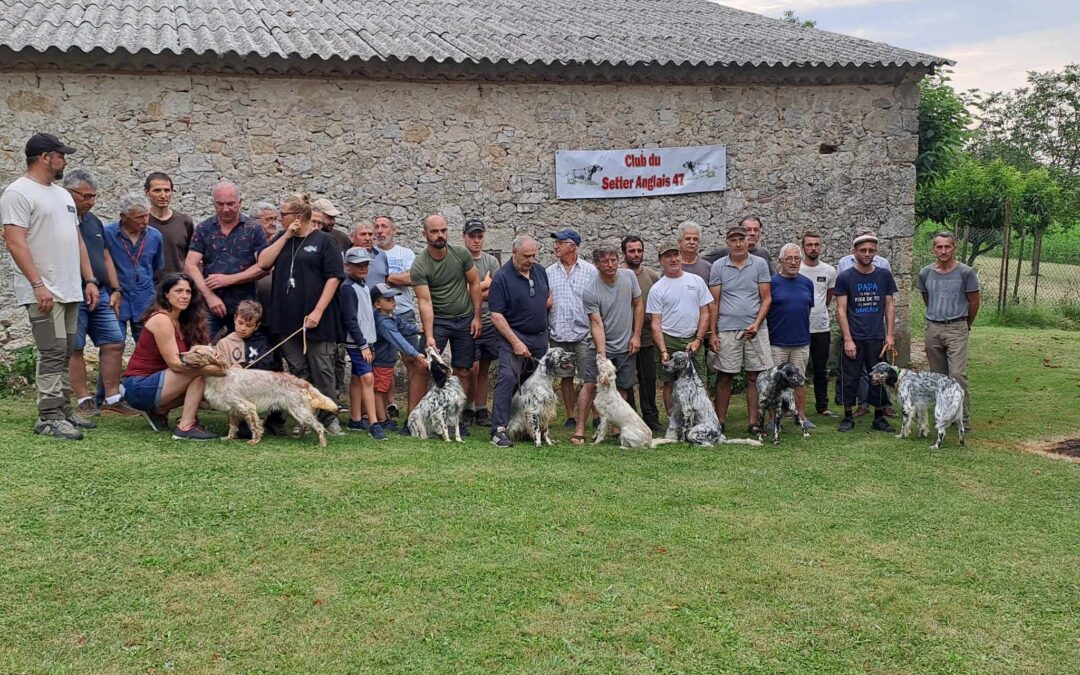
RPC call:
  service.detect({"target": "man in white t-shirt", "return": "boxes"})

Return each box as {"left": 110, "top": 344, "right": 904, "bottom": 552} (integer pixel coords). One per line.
{"left": 2, "top": 133, "right": 99, "bottom": 440}
{"left": 646, "top": 242, "right": 712, "bottom": 419}
{"left": 798, "top": 231, "right": 837, "bottom": 417}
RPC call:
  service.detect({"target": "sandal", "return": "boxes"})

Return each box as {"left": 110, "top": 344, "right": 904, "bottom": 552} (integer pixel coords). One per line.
{"left": 747, "top": 425, "right": 763, "bottom": 436}
{"left": 570, "top": 435, "right": 586, "bottom": 445}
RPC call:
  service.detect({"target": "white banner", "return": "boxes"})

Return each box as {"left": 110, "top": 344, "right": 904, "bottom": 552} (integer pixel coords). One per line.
{"left": 555, "top": 144, "right": 727, "bottom": 200}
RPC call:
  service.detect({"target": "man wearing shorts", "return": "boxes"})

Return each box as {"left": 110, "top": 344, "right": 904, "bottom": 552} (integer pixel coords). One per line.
{"left": 572, "top": 242, "right": 643, "bottom": 445}
{"left": 411, "top": 214, "right": 483, "bottom": 434}
{"left": 461, "top": 218, "right": 501, "bottom": 427}
{"left": 546, "top": 228, "right": 597, "bottom": 428}
{"left": 767, "top": 243, "right": 816, "bottom": 429}
{"left": 708, "top": 224, "right": 773, "bottom": 434}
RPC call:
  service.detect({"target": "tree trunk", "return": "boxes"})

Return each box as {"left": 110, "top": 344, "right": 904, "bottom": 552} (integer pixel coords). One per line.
{"left": 1012, "top": 234, "right": 1024, "bottom": 304}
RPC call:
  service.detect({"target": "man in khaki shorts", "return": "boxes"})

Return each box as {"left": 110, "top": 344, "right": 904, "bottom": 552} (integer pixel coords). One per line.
{"left": 766, "top": 243, "right": 816, "bottom": 430}
{"left": 708, "top": 224, "right": 773, "bottom": 434}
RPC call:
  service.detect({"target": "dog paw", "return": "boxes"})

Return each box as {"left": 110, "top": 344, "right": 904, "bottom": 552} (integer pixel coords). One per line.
{"left": 802, "top": 432, "right": 810, "bottom": 439}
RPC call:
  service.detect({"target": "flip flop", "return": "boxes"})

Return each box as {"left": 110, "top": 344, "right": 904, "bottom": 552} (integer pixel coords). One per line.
{"left": 570, "top": 435, "right": 586, "bottom": 445}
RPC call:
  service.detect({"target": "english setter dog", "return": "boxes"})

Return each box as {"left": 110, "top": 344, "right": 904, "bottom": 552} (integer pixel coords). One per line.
{"left": 506, "top": 347, "right": 575, "bottom": 447}
{"left": 592, "top": 353, "right": 676, "bottom": 449}
{"left": 756, "top": 363, "right": 811, "bottom": 444}
{"left": 408, "top": 346, "right": 467, "bottom": 442}
{"left": 662, "top": 351, "right": 761, "bottom": 447}
{"left": 869, "top": 361, "right": 965, "bottom": 449}
{"left": 180, "top": 345, "right": 339, "bottom": 446}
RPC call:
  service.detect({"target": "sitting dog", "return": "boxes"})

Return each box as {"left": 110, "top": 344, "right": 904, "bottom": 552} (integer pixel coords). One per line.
{"left": 592, "top": 353, "right": 675, "bottom": 449}
{"left": 506, "top": 347, "right": 575, "bottom": 447}
{"left": 408, "top": 346, "right": 467, "bottom": 442}
{"left": 179, "top": 345, "right": 339, "bottom": 446}
{"left": 661, "top": 351, "right": 761, "bottom": 447}
{"left": 756, "top": 363, "right": 812, "bottom": 444}
{"left": 869, "top": 361, "right": 965, "bottom": 449}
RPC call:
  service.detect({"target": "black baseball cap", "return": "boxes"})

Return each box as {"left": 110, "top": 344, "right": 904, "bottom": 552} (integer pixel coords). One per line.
{"left": 25, "top": 133, "right": 76, "bottom": 158}
{"left": 464, "top": 219, "right": 486, "bottom": 233}
{"left": 370, "top": 282, "right": 401, "bottom": 302}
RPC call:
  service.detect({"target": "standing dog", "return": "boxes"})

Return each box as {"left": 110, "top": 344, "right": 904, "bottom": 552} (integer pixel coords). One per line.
{"left": 592, "top": 353, "right": 676, "bottom": 449}
{"left": 756, "top": 363, "right": 811, "bottom": 444}
{"left": 506, "top": 347, "right": 575, "bottom": 447}
{"left": 408, "top": 346, "right": 467, "bottom": 442}
{"left": 662, "top": 351, "right": 761, "bottom": 447}
{"left": 179, "top": 345, "right": 339, "bottom": 446}
{"left": 869, "top": 361, "right": 965, "bottom": 449}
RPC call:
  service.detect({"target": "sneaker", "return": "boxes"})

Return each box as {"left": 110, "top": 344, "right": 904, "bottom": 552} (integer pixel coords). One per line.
{"left": 491, "top": 426, "right": 513, "bottom": 448}
{"left": 853, "top": 404, "right": 870, "bottom": 418}
{"left": 563, "top": 417, "right": 577, "bottom": 429}
{"left": 837, "top": 417, "right": 856, "bottom": 432}
{"left": 369, "top": 422, "right": 388, "bottom": 441}
{"left": 33, "top": 418, "right": 83, "bottom": 440}
{"left": 818, "top": 409, "right": 838, "bottom": 418}
{"left": 461, "top": 408, "right": 476, "bottom": 426}
{"left": 458, "top": 422, "right": 471, "bottom": 437}
{"left": 801, "top": 419, "right": 816, "bottom": 430}
{"left": 76, "top": 399, "right": 101, "bottom": 417}
{"left": 172, "top": 423, "right": 219, "bottom": 441}
{"left": 871, "top": 416, "right": 895, "bottom": 433}
{"left": 379, "top": 418, "right": 399, "bottom": 432}
{"left": 347, "top": 419, "right": 370, "bottom": 431}
{"left": 141, "top": 409, "right": 170, "bottom": 432}
{"left": 386, "top": 403, "right": 400, "bottom": 418}
{"left": 400, "top": 422, "right": 412, "bottom": 437}
{"left": 474, "top": 408, "right": 491, "bottom": 427}
{"left": 68, "top": 412, "right": 96, "bottom": 429}
{"left": 100, "top": 400, "right": 141, "bottom": 417}
{"left": 325, "top": 418, "right": 344, "bottom": 436}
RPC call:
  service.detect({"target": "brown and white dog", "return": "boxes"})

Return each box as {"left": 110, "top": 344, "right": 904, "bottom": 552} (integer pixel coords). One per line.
{"left": 180, "top": 345, "right": 339, "bottom": 446}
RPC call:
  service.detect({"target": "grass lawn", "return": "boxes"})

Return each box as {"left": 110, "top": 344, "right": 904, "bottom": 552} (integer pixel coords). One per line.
{"left": 1, "top": 327, "right": 1078, "bottom": 672}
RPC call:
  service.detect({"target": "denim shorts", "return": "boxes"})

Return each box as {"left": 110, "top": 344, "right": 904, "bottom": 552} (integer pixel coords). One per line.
{"left": 433, "top": 315, "right": 476, "bottom": 369}
{"left": 122, "top": 371, "right": 165, "bottom": 411}
{"left": 347, "top": 347, "right": 374, "bottom": 377}
{"left": 74, "top": 296, "right": 125, "bottom": 351}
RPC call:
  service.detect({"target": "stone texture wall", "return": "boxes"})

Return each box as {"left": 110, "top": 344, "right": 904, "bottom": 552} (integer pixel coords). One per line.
{"left": 1, "top": 71, "right": 919, "bottom": 357}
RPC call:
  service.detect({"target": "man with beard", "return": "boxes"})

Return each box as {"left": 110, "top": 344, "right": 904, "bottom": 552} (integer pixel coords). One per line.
{"left": 144, "top": 172, "right": 193, "bottom": 278}
{"left": 797, "top": 231, "right": 837, "bottom": 417}
{"left": 703, "top": 215, "right": 775, "bottom": 273}
{"left": 312, "top": 198, "right": 353, "bottom": 252}
{"left": 461, "top": 219, "right": 501, "bottom": 427}
{"left": 411, "top": 214, "right": 484, "bottom": 434}
{"left": 2, "top": 133, "right": 99, "bottom": 439}
{"left": 621, "top": 235, "right": 662, "bottom": 431}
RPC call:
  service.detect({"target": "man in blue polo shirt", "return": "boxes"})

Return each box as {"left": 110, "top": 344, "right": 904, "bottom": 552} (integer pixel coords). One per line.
{"left": 488, "top": 235, "right": 551, "bottom": 448}
{"left": 767, "top": 243, "right": 816, "bottom": 429}
{"left": 104, "top": 193, "right": 164, "bottom": 343}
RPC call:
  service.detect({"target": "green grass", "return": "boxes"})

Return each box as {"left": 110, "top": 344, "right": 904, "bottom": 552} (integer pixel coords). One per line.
{"left": 2, "top": 327, "right": 1079, "bottom": 672}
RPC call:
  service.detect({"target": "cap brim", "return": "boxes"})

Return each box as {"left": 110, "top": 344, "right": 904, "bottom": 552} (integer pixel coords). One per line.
{"left": 57, "top": 145, "right": 76, "bottom": 154}
{"left": 658, "top": 248, "right": 680, "bottom": 256}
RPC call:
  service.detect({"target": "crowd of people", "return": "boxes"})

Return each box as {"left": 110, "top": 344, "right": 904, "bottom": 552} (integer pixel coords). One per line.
{"left": 2, "top": 133, "right": 981, "bottom": 445}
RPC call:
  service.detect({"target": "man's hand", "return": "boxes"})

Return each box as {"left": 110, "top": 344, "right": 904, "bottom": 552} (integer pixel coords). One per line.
{"left": 109, "top": 290, "right": 122, "bottom": 315}
{"left": 84, "top": 283, "right": 99, "bottom": 312}
{"left": 743, "top": 323, "right": 759, "bottom": 340}
{"left": 686, "top": 338, "right": 700, "bottom": 355}
{"left": 34, "top": 285, "right": 55, "bottom": 314}
{"left": 512, "top": 340, "right": 531, "bottom": 358}
{"left": 361, "top": 347, "right": 373, "bottom": 363}
{"left": 709, "top": 334, "right": 720, "bottom": 352}
{"left": 470, "top": 316, "right": 483, "bottom": 338}
{"left": 661, "top": 350, "right": 670, "bottom": 363}
{"left": 304, "top": 308, "right": 323, "bottom": 329}
{"left": 628, "top": 336, "right": 640, "bottom": 355}
{"left": 426, "top": 335, "right": 437, "bottom": 350}
{"left": 417, "top": 355, "right": 430, "bottom": 370}
{"left": 205, "top": 273, "right": 232, "bottom": 290}
{"left": 884, "top": 333, "right": 895, "bottom": 353}
{"left": 206, "top": 293, "right": 226, "bottom": 318}
{"left": 844, "top": 338, "right": 857, "bottom": 359}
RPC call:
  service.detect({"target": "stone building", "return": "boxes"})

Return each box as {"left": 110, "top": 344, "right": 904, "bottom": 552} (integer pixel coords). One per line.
{"left": 0, "top": 0, "right": 948, "bottom": 358}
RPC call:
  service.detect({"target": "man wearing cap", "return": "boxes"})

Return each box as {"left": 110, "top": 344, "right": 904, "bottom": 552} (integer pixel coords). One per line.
{"left": 186, "top": 180, "right": 267, "bottom": 338}
{"left": 835, "top": 230, "right": 897, "bottom": 433}
{"left": 2, "top": 133, "right": 100, "bottom": 440}
{"left": 312, "top": 198, "right": 352, "bottom": 252}
{"left": 703, "top": 216, "right": 776, "bottom": 273}
{"left": 621, "top": 235, "right": 662, "bottom": 431}
{"left": 461, "top": 218, "right": 501, "bottom": 427}
{"left": 547, "top": 228, "right": 597, "bottom": 428}
{"left": 411, "top": 214, "right": 483, "bottom": 434}
{"left": 647, "top": 242, "right": 712, "bottom": 424}
{"left": 488, "top": 235, "right": 551, "bottom": 448}
{"left": 708, "top": 224, "right": 773, "bottom": 434}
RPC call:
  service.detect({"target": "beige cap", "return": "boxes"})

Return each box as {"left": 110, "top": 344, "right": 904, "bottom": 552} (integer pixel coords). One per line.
{"left": 311, "top": 198, "right": 341, "bottom": 217}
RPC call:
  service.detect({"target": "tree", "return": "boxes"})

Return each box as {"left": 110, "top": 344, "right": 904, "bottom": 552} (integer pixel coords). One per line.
{"left": 781, "top": 10, "right": 816, "bottom": 28}
{"left": 916, "top": 72, "right": 973, "bottom": 189}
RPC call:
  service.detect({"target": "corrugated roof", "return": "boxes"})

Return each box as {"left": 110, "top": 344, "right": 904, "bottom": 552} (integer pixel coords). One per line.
{"left": 0, "top": 0, "right": 951, "bottom": 69}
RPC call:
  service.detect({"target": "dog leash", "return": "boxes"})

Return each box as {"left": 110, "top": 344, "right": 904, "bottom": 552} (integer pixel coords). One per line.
{"left": 735, "top": 328, "right": 769, "bottom": 365}
{"left": 878, "top": 344, "right": 898, "bottom": 366}
{"left": 243, "top": 324, "right": 307, "bottom": 369}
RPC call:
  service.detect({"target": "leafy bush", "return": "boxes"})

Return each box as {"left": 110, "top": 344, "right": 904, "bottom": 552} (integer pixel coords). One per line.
{"left": 1037, "top": 226, "right": 1080, "bottom": 265}
{"left": 0, "top": 346, "right": 37, "bottom": 396}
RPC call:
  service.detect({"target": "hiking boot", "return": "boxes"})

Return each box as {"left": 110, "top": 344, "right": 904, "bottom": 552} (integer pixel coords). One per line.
{"left": 325, "top": 418, "right": 344, "bottom": 436}
{"left": 563, "top": 417, "right": 577, "bottom": 429}
{"left": 141, "top": 409, "right": 170, "bottom": 432}
{"left": 76, "top": 399, "right": 100, "bottom": 417}
{"left": 460, "top": 408, "right": 476, "bottom": 426}
{"left": 474, "top": 408, "right": 491, "bottom": 427}
{"left": 837, "top": 417, "right": 856, "bottom": 432}
{"left": 386, "top": 403, "right": 400, "bottom": 418}
{"left": 68, "top": 412, "right": 96, "bottom": 429}
{"left": 369, "top": 422, "right": 388, "bottom": 441}
{"left": 172, "top": 423, "right": 219, "bottom": 441}
{"left": 347, "top": 419, "right": 370, "bottom": 431}
{"left": 491, "top": 426, "right": 513, "bottom": 448}
{"left": 871, "top": 416, "right": 895, "bottom": 433}
{"left": 100, "top": 400, "right": 140, "bottom": 417}
{"left": 34, "top": 418, "right": 83, "bottom": 440}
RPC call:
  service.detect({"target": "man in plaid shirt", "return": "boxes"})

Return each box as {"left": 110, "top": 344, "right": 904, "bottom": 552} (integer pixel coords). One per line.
{"left": 546, "top": 228, "right": 597, "bottom": 429}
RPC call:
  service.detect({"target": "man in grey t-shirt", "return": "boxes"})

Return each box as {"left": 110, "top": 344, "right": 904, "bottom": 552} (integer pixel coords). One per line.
{"left": 571, "top": 243, "right": 643, "bottom": 444}
{"left": 461, "top": 218, "right": 502, "bottom": 426}
{"left": 917, "top": 231, "right": 980, "bottom": 428}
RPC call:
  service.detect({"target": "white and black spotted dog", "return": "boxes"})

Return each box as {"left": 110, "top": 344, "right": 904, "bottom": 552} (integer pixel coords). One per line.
{"left": 506, "top": 347, "right": 576, "bottom": 447}
{"left": 408, "top": 346, "right": 467, "bottom": 442}
{"left": 756, "top": 363, "right": 812, "bottom": 444}
{"left": 869, "top": 361, "right": 965, "bottom": 449}
{"left": 662, "top": 351, "right": 761, "bottom": 447}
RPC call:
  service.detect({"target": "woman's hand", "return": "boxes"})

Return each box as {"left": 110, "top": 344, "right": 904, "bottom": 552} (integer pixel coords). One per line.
{"left": 304, "top": 309, "right": 323, "bottom": 329}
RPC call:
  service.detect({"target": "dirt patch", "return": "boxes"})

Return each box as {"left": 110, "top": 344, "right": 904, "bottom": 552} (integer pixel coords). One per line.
{"left": 1019, "top": 437, "right": 1080, "bottom": 463}
{"left": 1047, "top": 438, "right": 1080, "bottom": 457}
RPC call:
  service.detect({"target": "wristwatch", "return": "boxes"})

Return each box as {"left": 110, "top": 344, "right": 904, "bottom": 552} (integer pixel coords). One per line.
{"left": 83, "top": 277, "right": 99, "bottom": 287}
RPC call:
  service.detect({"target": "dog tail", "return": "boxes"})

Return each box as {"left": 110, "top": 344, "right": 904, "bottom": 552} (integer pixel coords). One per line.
{"left": 719, "top": 438, "right": 763, "bottom": 446}
{"left": 308, "top": 388, "right": 339, "bottom": 413}
{"left": 649, "top": 438, "right": 679, "bottom": 448}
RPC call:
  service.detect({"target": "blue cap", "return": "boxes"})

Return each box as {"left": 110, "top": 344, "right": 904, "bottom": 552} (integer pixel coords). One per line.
{"left": 550, "top": 229, "right": 581, "bottom": 246}
{"left": 369, "top": 282, "right": 401, "bottom": 302}
{"left": 345, "top": 247, "right": 372, "bottom": 264}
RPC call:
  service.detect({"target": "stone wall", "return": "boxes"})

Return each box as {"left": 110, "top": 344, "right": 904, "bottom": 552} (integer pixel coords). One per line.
{"left": 1, "top": 71, "right": 919, "bottom": 357}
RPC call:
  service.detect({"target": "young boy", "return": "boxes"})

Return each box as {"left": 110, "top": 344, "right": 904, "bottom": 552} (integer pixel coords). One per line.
{"left": 340, "top": 247, "right": 386, "bottom": 440}
{"left": 371, "top": 282, "right": 428, "bottom": 433}
{"left": 214, "top": 299, "right": 273, "bottom": 370}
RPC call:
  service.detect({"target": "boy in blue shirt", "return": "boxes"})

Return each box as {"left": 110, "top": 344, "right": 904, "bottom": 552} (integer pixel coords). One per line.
{"left": 371, "top": 283, "right": 429, "bottom": 433}
{"left": 340, "top": 247, "right": 385, "bottom": 440}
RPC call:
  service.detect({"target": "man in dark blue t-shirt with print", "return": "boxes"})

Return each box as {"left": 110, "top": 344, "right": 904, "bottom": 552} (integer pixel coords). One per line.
{"left": 834, "top": 231, "right": 897, "bottom": 433}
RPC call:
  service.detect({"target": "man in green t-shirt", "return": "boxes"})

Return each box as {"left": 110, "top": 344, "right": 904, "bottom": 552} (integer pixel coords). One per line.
{"left": 411, "top": 214, "right": 483, "bottom": 431}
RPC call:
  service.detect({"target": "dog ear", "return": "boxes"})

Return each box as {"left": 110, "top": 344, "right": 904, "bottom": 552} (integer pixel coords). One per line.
{"left": 887, "top": 368, "right": 899, "bottom": 387}
{"left": 431, "top": 364, "right": 448, "bottom": 387}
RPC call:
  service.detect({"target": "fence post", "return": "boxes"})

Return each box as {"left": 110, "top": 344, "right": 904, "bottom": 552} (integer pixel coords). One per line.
{"left": 1032, "top": 227, "right": 1043, "bottom": 303}
{"left": 996, "top": 200, "right": 1012, "bottom": 314}
{"left": 1012, "top": 234, "right": 1024, "bottom": 304}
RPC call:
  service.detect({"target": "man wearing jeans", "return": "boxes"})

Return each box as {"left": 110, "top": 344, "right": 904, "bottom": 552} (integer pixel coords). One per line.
{"left": 2, "top": 133, "right": 99, "bottom": 439}
{"left": 917, "top": 231, "right": 980, "bottom": 430}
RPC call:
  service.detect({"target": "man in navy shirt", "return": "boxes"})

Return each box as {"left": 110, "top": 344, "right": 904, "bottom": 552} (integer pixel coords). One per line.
{"left": 488, "top": 235, "right": 551, "bottom": 447}
{"left": 767, "top": 243, "right": 816, "bottom": 428}
{"left": 834, "top": 231, "right": 897, "bottom": 432}
{"left": 104, "top": 193, "right": 164, "bottom": 343}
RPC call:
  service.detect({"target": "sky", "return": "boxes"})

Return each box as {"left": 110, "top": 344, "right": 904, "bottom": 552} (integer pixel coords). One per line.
{"left": 719, "top": 0, "right": 1080, "bottom": 93}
